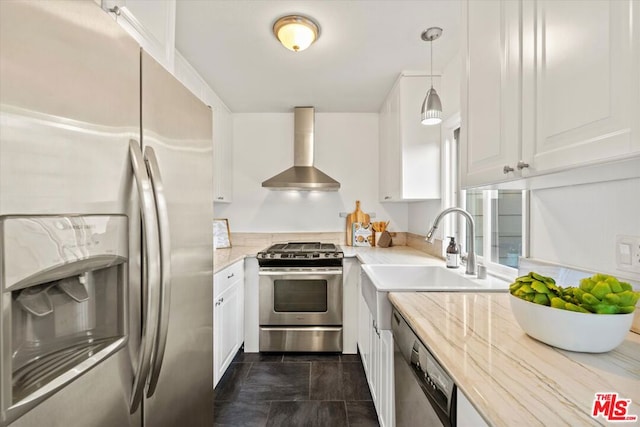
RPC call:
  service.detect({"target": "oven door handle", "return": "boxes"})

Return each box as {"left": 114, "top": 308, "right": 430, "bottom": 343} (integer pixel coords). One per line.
{"left": 259, "top": 269, "right": 343, "bottom": 276}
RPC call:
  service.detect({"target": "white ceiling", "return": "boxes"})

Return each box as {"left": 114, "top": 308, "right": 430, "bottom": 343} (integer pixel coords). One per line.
{"left": 175, "top": 0, "right": 461, "bottom": 113}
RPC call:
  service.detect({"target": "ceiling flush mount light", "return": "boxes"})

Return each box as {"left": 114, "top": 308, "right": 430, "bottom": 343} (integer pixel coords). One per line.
{"left": 421, "top": 27, "right": 443, "bottom": 125}
{"left": 273, "top": 15, "right": 319, "bottom": 52}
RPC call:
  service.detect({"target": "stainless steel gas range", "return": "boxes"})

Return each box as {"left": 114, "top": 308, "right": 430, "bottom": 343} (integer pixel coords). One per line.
{"left": 257, "top": 242, "right": 344, "bottom": 352}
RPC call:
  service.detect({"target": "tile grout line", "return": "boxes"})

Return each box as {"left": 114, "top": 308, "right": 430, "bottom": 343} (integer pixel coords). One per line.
{"left": 216, "top": 352, "right": 377, "bottom": 427}
{"left": 264, "top": 401, "right": 272, "bottom": 427}
{"left": 308, "top": 361, "right": 312, "bottom": 401}
{"left": 344, "top": 400, "right": 350, "bottom": 427}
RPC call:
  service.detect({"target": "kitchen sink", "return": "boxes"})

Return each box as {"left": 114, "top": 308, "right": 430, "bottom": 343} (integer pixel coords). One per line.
{"left": 361, "top": 264, "right": 508, "bottom": 330}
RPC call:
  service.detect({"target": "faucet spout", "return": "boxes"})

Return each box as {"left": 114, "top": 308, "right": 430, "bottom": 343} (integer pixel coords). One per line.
{"left": 425, "top": 226, "right": 437, "bottom": 242}
{"left": 426, "top": 207, "right": 476, "bottom": 276}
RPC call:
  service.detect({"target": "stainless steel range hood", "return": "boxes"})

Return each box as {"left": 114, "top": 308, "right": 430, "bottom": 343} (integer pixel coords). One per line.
{"left": 262, "top": 107, "right": 340, "bottom": 191}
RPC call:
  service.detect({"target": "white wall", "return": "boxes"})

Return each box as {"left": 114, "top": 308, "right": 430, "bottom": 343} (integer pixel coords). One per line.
{"left": 530, "top": 178, "right": 640, "bottom": 282}
{"left": 408, "top": 52, "right": 461, "bottom": 235}
{"left": 214, "top": 112, "right": 408, "bottom": 232}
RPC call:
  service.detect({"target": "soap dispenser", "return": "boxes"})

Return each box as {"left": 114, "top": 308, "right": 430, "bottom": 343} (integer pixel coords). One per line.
{"left": 446, "top": 236, "right": 459, "bottom": 269}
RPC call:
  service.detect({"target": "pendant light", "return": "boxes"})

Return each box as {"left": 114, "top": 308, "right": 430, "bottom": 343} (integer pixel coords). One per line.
{"left": 421, "top": 27, "right": 443, "bottom": 126}
{"left": 273, "top": 15, "right": 320, "bottom": 52}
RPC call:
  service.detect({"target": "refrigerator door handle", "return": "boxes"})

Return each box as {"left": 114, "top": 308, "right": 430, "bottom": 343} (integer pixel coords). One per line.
{"left": 128, "top": 139, "right": 161, "bottom": 414}
{"left": 143, "top": 145, "right": 172, "bottom": 398}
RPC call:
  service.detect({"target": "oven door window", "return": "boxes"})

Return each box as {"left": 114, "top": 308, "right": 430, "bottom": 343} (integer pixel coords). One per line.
{"left": 273, "top": 280, "right": 328, "bottom": 312}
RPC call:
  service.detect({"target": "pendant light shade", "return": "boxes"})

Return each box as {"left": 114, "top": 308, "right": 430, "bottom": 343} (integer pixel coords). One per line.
{"left": 273, "top": 15, "right": 319, "bottom": 52}
{"left": 421, "top": 27, "right": 443, "bottom": 126}
{"left": 421, "top": 88, "right": 442, "bottom": 125}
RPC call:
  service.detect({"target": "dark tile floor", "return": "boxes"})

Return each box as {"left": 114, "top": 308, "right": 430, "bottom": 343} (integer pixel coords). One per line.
{"left": 213, "top": 349, "right": 380, "bottom": 427}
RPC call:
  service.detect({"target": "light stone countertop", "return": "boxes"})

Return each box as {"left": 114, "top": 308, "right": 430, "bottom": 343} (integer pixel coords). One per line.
{"left": 213, "top": 246, "right": 263, "bottom": 274}
{"left": 341, "top": 245, "right": 444, "bottom": 265}
{"left": 214, "top": 244, "right": 445, "bottom": 274}
{"left": 388, "top": 292, "right": 640, "bottom": 426}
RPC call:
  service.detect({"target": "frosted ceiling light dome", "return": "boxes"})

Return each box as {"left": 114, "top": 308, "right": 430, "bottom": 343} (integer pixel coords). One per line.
{"left": 273, "top": 15, "right": 319, "bottom": 52}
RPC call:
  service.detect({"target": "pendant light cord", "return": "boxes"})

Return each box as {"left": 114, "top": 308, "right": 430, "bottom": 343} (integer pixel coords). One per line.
{"left": 430, "top": 38, "right": 434, "bottom": 89}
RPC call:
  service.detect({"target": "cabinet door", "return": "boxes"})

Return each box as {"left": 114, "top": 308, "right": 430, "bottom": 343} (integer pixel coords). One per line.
{"left": 357, "top": 292, "right": 371, "bottom": 375}
{"left": 399, "top": 76, "right": 441, "bottom": 200}
{"left": 213, "top": 103, "right": 233, "bottom": 203}
{"left": 461, "top": 0, "right": 522, "bottom": 188}
{"left": 379, "top": 75, "right": 441, "bottom": 201}
{"left": 369, "top": 316, "right": 379, "bottom": 405}
{"left": 379, "top": 89, "right": 402, "bottom": 202}
{"left": 243, "top": 257, "right": 259, "bottom": 352}
{"left": 342, "top": 258, "right": 360, "bottom": 354}
{"left": 214, "top": 282, "right": 240, "bottom": 386}
{"left": 379, "top": 330, "right": 394, "bottom": 427}
{"left": 235, "top": 276, "right": 244, "bottom": 349}
{"left": 457, "top": 388, "right": 488, "bottom": 427}
{"left": 522, "top": 0, "right": 640, "bottom": 173}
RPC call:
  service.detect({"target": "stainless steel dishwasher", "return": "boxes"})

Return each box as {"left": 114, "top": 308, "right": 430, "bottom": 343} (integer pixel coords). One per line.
{"left": 392, "top": 308, "right": 456, "bottom": 427}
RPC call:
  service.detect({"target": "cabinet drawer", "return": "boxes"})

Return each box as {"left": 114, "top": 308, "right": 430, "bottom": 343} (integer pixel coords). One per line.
{"left": 214, "top": 260, "right": 244, "bottom": 298}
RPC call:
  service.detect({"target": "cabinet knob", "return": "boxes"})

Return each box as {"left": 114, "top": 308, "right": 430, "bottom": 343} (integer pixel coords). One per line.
{"left": 220, "top": 297, "right": 224, "bottom": 303}
{"left": 516, "top": 160, "right": 530, "bottom": 170}
{"left": 217, "top": 196, "right": 224, "bottom": 200}
{"left": 503, "top": 165, "right": 515, "bottom": 174}
{"left": 384, "top": 196, "right": 392, "bottom": 200}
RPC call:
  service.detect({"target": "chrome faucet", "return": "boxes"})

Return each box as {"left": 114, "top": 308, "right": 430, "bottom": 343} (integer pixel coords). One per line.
{"left": 426, "top": 207, "right": 476, "bottom": 276}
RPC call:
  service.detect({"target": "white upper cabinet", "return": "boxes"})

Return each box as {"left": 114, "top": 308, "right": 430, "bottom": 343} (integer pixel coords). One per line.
{"left": 104, "top": 1, "right": 235, "bottom": 204}
{"left": 174, "top": 52, "right": 233, "bottom": 203}
{"left": 212, "top": 101, "right": 233, "bottom": 203}
{"left": 379, "top": 74, "right": 442, "bottom": 202}
{"left": 460, "top": 0, "right": 522, "bottom": 188}
{"left": 103, "top": 0, "right": 176, "bottom": 71}
{"left": 521, "top": 0, "right": 640, "bottom": 173}
{"left": 461, "top": 0, "right": 640, "bottom": 189}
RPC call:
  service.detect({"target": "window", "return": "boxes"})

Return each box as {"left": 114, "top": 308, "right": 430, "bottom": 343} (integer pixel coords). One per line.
{"left": 444, "top": 125, "right": 528, "bottom": 278}
{"left": 463, "top": 190, "right": 525, "bottom": 269}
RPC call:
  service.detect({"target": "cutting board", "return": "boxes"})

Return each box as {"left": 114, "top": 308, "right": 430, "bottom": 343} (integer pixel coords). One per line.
{"left": 346, "top": 200, "right": 370, "bottom": 246}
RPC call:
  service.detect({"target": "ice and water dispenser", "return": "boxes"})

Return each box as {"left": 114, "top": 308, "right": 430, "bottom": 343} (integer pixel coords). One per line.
{"left": 0, "top": 215, "right": 128, "bottom": 420}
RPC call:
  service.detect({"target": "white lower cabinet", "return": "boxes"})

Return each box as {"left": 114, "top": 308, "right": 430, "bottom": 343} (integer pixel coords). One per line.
{"left": 457, "top": 389, "right": 488, "bottom": 427}
{"left": 378, "top": 329, "right": 394, "bottom": 427}
{"left": 213, "top": 260, "right": 244, "bottom": 387}
{"left": 358, "top": 286, "right": 371, "bottom": 374}
{"left": 358, "top": 288, "right": 395, "bottom": 427}
{"left": 342, "top": 258, "right": 360, "bottom": 354}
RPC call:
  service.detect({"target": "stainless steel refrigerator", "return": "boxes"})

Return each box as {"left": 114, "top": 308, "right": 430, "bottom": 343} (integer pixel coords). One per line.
{"left": 0, "top": 1, "right": 213, "bottom": 426}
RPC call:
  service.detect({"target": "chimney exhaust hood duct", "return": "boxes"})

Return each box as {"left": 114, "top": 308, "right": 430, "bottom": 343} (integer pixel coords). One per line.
{"left": 262, "top": 107, "right": 340, "bottom": 191}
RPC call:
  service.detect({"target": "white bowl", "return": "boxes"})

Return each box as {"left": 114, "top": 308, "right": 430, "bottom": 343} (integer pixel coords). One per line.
{"left": 509, "top": 294, "right": 634, "bottom": 353}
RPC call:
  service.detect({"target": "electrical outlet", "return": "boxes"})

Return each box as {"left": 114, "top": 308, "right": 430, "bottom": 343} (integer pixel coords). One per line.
{"left": 616, "top": 235, "right": 640, "bottom": 273}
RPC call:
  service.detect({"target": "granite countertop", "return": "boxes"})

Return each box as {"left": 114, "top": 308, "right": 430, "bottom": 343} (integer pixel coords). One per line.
{"left": 388, "top": 292, "right": 640, "bottom": 426}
